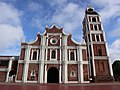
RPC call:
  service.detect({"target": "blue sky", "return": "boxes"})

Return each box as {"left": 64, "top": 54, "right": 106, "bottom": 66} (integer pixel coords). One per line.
{"left": 0, "top": 0, "right": 120, "bottom": 63}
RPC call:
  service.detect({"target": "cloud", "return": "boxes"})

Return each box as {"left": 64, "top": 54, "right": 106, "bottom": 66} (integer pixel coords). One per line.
{"left": 99, "top": 5, "right": 120, "bottom": 23}
{"left": 90, "top": 0, "right": 120, "bottom": 63}
{"left": 27, "top": 1, "right": 43, "bottom": 12}
{"left": 32, "top": 18, "right": 42, "bottom": 30}
{"left": 90, "top": 0, "right": 120, "bottom": 23}
{"left": 51, "top": 2, "right": 84, "bottom": 42}
{"left": 109, "top": 39, "right": 120, "bottom": 63}
{"left": 47, "top": 0, "right": 68, "bottom": 8}
{"left": 109, "top": 28, "right": 120, "bottom": 38}
{"left": 0, "top": 0, "right": 17, "bottom": 3}
{"left": 91, "top": 0, "right": 120, "bottom": 6}
{"left": 109, "top": 18, "right": 120, "bottom": 37}
{"left": 0, "top": 2, "right": 24, "bottom": 55}
{"left": 0, "top": 2, "right": 21, "bottom": 26}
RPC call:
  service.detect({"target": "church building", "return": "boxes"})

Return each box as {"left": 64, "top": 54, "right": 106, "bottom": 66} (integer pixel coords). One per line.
{"left": 16, "top": 24, "right": 90, "bottom": 83}
{"left": 0, "top": 6, "right": 114, "bottom": 83}
{"left": 15, "top": 6, "right": 113, "bottom": 83}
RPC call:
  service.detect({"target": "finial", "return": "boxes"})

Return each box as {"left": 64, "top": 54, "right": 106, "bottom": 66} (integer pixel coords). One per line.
{"left": 87, "top": 4, "right": 92, "bottom": 8}
{"left": 53, "top": 23, "right": 56, "bottom": 25}
{"left": 61, "top": 25, "right": 63, "bottom": 28}
{"left": 37, "top": 32, "right": 40, "bottom": 34}
{"left": 86, "top": 4, "right": 94, "bottom": 11}
{"left": 68, "top": 32, "right": 72, "bottom": 35}
{"left": 81, "top": 38, "right": 86, "bottom": 45}
{"left": 10, "top": 57, "right": 15, "bottom": 60}
{"left": 45, "top": 25, "right": 48, "bottom": 28}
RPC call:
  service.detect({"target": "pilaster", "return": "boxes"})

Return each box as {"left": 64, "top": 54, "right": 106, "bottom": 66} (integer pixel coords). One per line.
{"left": 44, "top": 64, "right": 47, "bottom": 83}
{"left": 38, "top": 35, "right": 46, "bottom": 83}
{"left": 22, "top": 45, "right": 31, "bottom": 83}
{"left": 62, "top": 35, "right": 68, "bottom": 83}
{"left": 59, "top": 65, "right": 61, "bottom": 83}
{"left": 6, "top": 57, "right": 14, "bottom": 82}
{"left": 91, "top": 44, "right": 96, "bottom": 76}
{"left": 77, "top": 46, "right": 84, "bottom": 83}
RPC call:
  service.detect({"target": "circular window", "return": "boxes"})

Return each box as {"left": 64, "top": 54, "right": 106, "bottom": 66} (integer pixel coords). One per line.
{"left": 50, "top": 38, "right": 58, "bottom": 44}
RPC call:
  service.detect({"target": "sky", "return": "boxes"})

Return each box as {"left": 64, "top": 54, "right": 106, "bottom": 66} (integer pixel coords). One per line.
{"left": 0, "top": 0, "right": 120, "bottom": 63}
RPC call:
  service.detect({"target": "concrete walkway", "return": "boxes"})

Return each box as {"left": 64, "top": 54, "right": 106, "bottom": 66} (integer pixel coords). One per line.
{"left": 0, "top": 82, "right": 120, "bottom": 90}
{"left": 0, "top": 82, "right": 119, "bottom": 86}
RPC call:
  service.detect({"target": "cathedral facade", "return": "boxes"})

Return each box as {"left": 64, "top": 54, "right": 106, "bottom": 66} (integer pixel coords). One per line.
{"left": 16, "top": 25, "right": 89, "bottom": 83}
{"left": 15, "top": 6, "right": 113, "bottom": 83}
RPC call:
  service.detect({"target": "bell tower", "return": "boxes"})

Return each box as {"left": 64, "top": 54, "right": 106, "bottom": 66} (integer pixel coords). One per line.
{"left": 82, "top": 6, "right": 114, "bottom": 82}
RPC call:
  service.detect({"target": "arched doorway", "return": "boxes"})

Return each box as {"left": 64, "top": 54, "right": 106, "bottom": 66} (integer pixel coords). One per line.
{"left": 47, "top": 67, "right": 59, "bottom": 83}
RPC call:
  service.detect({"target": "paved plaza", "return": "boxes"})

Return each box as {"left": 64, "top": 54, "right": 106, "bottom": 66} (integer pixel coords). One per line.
{"left": 0, "top": 83, "right": 120, "bottom": 90}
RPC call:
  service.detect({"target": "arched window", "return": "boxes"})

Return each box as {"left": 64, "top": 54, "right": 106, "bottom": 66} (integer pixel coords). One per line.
{"left": 70, "top": 70, "right": 76, "bottom": 77}
{"left": 70, "top": 52, "right": 74, "bottom": 60}
{"left": 51, "top": 50, "right": 56, "bottom": 59}
{"left": 94, "top": 25, "right": 97, "bottom": 30}
{"left": 30, "top": 70, "right": 36, "bottom": 81}
{"left": 92, "top": 17, "right": 96, "bottom": 22}
{"left": 98, "top": 49, "right": 102, "bottom": 56}
{"left": 32, "top": 51, "right": 37, "bottom": 60}
{"left": 96, "top": 35, "right": 99, "bottom": 42}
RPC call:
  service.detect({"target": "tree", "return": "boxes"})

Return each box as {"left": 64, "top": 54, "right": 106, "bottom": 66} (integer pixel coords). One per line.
{"left": 112, "top": 60, "right": 120, "bottom": 81}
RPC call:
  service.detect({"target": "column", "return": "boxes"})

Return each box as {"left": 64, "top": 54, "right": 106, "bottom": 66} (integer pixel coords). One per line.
{"left": 105, "top": 43, "right": 113, "bottom": 76}
{"left": 44, "top": 64, "right": 47, "bottom": 83}
{"left": 38, "top": 35, "right": 46, "bottom": 83}
{"left": 62, "top": 36, "right": 68, "bottom": 83}
{"left": 59, "top": 65, "right": 61, "bottom": 83}
{"left": 38, "top": 60, "right": 44, "bottom": 83}
{"left": 77, "top": 46, "right": 83, "bottom": 83}
{"left": 6, "top": 57, "right": 14, "bottom": 82}
{"left": 108, "top": 58, "right": 113, "bottom": 76}
{"left": 77, "top": 46, "right": 80, "bottom": 82}
{"left": 80, "top": 64, "right": 83, "bottom": 82}
{"left": 22, "top": 45, "right": 30, "bottom": 83}
{"left": 91, "top": 44, "right": 96, "bottom": 76}
{"left": 62, "top": 62, "right": 67, "bottom": 83}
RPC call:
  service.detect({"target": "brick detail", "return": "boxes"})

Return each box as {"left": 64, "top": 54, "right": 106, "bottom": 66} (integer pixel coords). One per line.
{"left": 0, "top": 72, "right": 6, "bottom": 82}
{"left": 30, "top": 34, "right": 41, "bottom": 45}
{"left": 47, "top": 64, "right": 60, "bottom": 70}
{"left": 27, "top": 64, "right": 39, "bottom": 81}
{"left": 93, "top": 44, "right": 107, "bottom": 56}
{"left": 95, "top": 60, "right": 110, "bottom": 76}
{"left": 44, "top": 25, "right": 64, "bottom": 35}
{"left": 47, "top": 49, "right": 50, "bottom": 60}
{"left": 57, "top": 49, "right": 60, "bottom": 61}
{"left": 16, "top": 64, "right": 23, "bottom": 80}
{"left": 83, "top": 64, "right": 89, "bottom": 81}
{"left": 67, "top": 35, "right": 78, "bottom": 46}
{"left": 68, "top": 64, "right": 78, "bottom": 81}
{"left": 20, "top": 48, "right": 25, "bottom": 60}
{"left": 82, "top": 49, "right": 87, "bottom": 61}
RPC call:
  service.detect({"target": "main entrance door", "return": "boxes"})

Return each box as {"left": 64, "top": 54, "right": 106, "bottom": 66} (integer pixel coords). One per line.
{"left": 47, "top": 67, "right": 59, "bottom": 83}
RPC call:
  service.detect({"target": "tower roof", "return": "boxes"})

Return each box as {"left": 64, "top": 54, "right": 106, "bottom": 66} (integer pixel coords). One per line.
{"left": 85, "top": 5, "right": 98, "bottom": 15}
